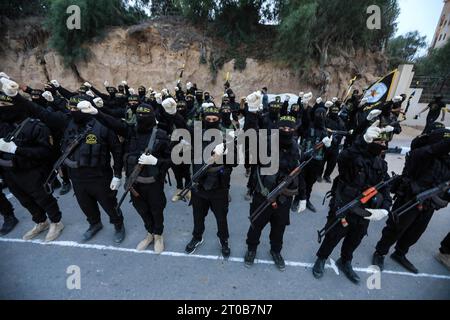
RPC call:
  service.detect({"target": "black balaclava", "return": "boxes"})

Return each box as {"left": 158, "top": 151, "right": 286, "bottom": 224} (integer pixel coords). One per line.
{"left": 31, "top": 89, "right": 46, "bottom": 106}
{"left": 328, "top": 105, "right": 340, "bottom": 120}
{"left": 136, "top": 104, "right": 156, "bottom": 133}
{"left": 69, "top": 96, "right": 92, "bottom": 124}
{"left": 289, "top": 104, "right": 300, "bottom": 118}
{"left": 118, "top": 85, "right": 125, "bottom": 94}
{"left": 0, "top": 93, "right": 28, "bottom": 123}
{"left": 220, "top": 106, "right": 232, "bottom": 127}
{"left": 138, "top": 86, "right": 146, "bottom": 99}
{"left": 204, "top": 92, "right": 211, "bottom": 102}
{"left": 278, "top": 116, "right": 296, "bottom": 147}
{"left": 107, "top": 87, "right": 118, "bottom": 98}
{"left": 185, "top": 94, "right": 195, "bottom": 111}
{"left": 314, "top": 107, "right": 326, "bottom": 128}
{"left": 367, "top": 141, "right": 387, "bottom": 157}
{"left": 202, "top": 106, "right": 221, "bottom": 130}
{"left": 127, "top": 95, "right": 140, "bottom": 113}
{"left": 195, "top": 90, "right": 204, "bottom": 105}
{"left": 269, "top": 102, "right": 281, "bottom": 120}
{"left": 228, "top": 92, "right": 236, "bottom": 105}
{"left": 176, "top": 100, "right": 188, "bottom": 118}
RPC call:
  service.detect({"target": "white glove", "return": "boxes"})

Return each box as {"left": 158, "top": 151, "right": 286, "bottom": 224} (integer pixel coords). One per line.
{"left": 155, "top": 93, "right": 162, "bottom": 104}
{"left": 364, "top": 209, "right": 389, "bottom": 221}
{"left": 382, "top": 125, "right": 394, "bottom": 133}
{"left": 186, "top": 82, "right": 193, "bottom": 90}
{"left": 77, "top": 101, "right": 98, "bottom": 115}
{"left": 110, "top": 177, "right": 121, "bottom": 191}
{"left": 325, "top": 101, "right": 333, "bottom": 108}
{"left": 93, "top": 97, "right": 104, "bottom": 108}
{"left": 0, "top": 138, "right": 18, "bottom": 154}
{"left": 174, "top": 86, "right": 179, "bottom": 92}
{"left": 86, "top": 90, "right": 95, "bottom": 98}
{"left": 363, "top": 120, "right": 381, "bottom": 143}
{"left": 138, "top": 154, "right": 158, "bottom": 165}
{"left": 367, "top": 109, "right": 382, "bottom": 121}
{"left": 213, "top": 143, "right": 228, "bottom": 156}
{"left": 0, "top": 72, "right": 10, "bottom": 79}
{"left": 121, "top": 80, "right": 128, "bottom": 86}
{"left": 128, "top": 88, "right": 136, "bottom": 95}
{"left": 42, "top": 91, "right": 54, "bottom": 102}
{"left": 84, "top": 82, "right": 92, "bottom": 88}
{"left": 322, "top": 136, "right": 332, "bottom": 148}
{"left": 0, "top": 78, "right": 19, "bottom": 97}
{"left": 297, "top": 200, "right": 307, "bottom": 213}
{"left": 161, "top": 88, "right": 169, "bottom": 96}
{"left": 316, "top": 97, "right": 323, "bottom": 104}
{"left": 227, "top": 130, "right": 236, "bottom": 139}
{"left": 104, "top": 80, "right": 109, "bottom": 87}
{"left": 50, "top": 80, "right": 60, "bottom": 88}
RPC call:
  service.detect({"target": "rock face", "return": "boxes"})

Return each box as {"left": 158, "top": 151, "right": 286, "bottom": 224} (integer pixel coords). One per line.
{"left": 0, "top": 16, "right": 388, "bottom": 100}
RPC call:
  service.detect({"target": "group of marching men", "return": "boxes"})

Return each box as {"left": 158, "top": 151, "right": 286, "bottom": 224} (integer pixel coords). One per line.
{"left": 0, "top": 71, "right": 449, "bottom": 284}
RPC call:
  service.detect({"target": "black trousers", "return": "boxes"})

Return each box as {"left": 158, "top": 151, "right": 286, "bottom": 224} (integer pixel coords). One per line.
{"left": 191, "top": 189, "right": 229, "bottom": 241}
{"left": 0, "top": 190, "right": 14, "bottom": 217}
{"left": 375, "top": 197, "right": 434, "bottom": 256}
{"left": 172, "top": 164, "right": 191, "bottom": 190}
{"left": 322, "top": 147, "right": 339, "bottom": 178}
{"left": 303, "top": 159, "right": 323, "bottom": 200}
{"left": 72, "top": 178, "right": 123, "bottom": 226}
{"left": 247, "top": 193, "right": 290, "bottom": 253}
{"left": 60, "top": 165, "right": 70, "bottom": 184}
{"left": 440, "top": 232, "right": 450, "bottom": 254}
{"left": 3, "top": 169, "right": 61, "bottom": 224}
{"left": 131, "top": 181, "right": 166, "bottom": 235}
{"left": 316, "top": 211, "right": 369, "bottom": 262}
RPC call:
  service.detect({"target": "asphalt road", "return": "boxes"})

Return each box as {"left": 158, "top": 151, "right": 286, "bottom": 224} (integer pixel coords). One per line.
{"left": 0, "top": 135, "right": 449, "bottom": 300}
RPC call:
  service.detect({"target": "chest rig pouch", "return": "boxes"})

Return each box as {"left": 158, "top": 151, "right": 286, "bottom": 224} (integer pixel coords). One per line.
{"left": 63, "top": 119, "right": 108, "bottom": 169}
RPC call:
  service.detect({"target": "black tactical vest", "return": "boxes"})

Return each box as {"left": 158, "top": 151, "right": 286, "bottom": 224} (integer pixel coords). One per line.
{"left": 123, "top": 128, "right": 161, "bottom": 181}
{"left": 61, "top": 119, "right": 110, "bottom": 169}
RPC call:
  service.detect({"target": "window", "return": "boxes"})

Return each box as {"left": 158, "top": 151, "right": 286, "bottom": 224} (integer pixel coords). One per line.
{"left": 439, "top": 34, "right": 443, "bottom": 41}
{"left": 444, "top": 34, "right": 447, "bottom": 40}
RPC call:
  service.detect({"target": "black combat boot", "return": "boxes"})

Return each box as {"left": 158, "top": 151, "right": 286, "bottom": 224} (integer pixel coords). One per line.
{"left": 52, "top": 178, "right": 62, "bottom": 190}
{"left": 270, "top": 250, "right": 286, "bottom": 271}
{"left": 114, "top": 223, "right": 126, "bottom": 244}
{"left": 312, "top": 258, "right": 326, "bottom": 279}
{"left": 291, "top": 199, "right": 299, "bottom": 213}
{"left": 0, "top": 215, "right": 19, "bottom": 236}
{"left": 306, "top": 200, "right": 317, "bottom": 213}
{"left": 82, "top": 222, "right": 103, "bottom": 242}
{"left": 336, "top": 258, "right": 360, "bottom": 284}
{"left": 391, "top": 251, "right": 418, "bottom": 274}
{"left": 185, "top": 237, "right": 204, "bottom": 254}
{"left": 220, "top": 239, "right": 231, "bottom": 259}
{"left": 372, "top": 251, "right": 385, "bottom": 271}
{"left": 244, "top": 250, "right": 256, "bottom": 268}
{"left": 59, "top": 181, "right": 72, "bottom": 195}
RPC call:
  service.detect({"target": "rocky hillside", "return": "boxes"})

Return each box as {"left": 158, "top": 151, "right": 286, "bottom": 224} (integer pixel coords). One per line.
{"left": 0, "top": 16, "right": 389, "bottom": 99}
